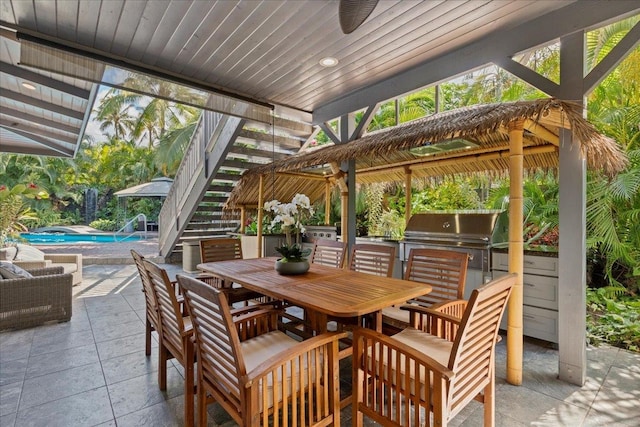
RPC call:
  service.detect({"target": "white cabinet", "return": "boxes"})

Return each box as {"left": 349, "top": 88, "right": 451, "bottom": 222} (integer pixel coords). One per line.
{"left": 492, "top": 252, "right": 559, "bottom": 343}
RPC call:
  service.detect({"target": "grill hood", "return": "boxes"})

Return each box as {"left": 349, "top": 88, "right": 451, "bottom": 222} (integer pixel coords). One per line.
{"left": 403, "top": 210, "right": 507, "bottom": 244}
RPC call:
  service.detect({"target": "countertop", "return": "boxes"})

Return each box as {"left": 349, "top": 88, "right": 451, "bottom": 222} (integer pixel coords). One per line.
{"left": 491, "top": 246, "right": 558, "bottom": 257}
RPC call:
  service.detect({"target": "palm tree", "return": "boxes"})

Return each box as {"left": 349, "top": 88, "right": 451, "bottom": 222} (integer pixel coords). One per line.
{"left": 154, "top": 115, "right": 200, "bottom": 176}
{"left": 123, "top": 75, "right": 203, "bottom": 148}
{"left": 93, "top": 88, "right": 137, "bottom": 140}
{"left": 584, "top": 16, "right": 640, "bottom": 291}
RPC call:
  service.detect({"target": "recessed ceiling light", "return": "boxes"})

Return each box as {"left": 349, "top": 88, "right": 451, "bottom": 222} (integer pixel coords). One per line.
{"left": 319, "top": 57, "right": 338, "bottom": 67}
{"left": 21, "top": 82, "right": 36, "bottom": 90}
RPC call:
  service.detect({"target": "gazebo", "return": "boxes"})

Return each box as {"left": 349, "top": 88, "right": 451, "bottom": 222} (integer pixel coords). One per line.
{"left": 225, "top": 97, "right": 627, "bottom": 385}
{"left": 114, "top": 177, "right": 174, "bottom": 230}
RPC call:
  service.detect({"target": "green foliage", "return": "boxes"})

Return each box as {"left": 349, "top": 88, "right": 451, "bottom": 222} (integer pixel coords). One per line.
{"left": 244, "top": 218, "right": 258, "bottom": 235}
{"left": 410, "top": 181, "right": 481, "bottom": 212}
{"left": 377, "top": 210, "right": 406, "bottom": 240}
{"left": 274, "top": 244, "right": 311, "bottom": 263}
{"left": 22, "top": 208, "right": 66, "bottom": 229}
{"left": 0, "top": 183, "right": 49, "bottom": 245}
{"left": 127, "top": 198, "right": 164, "bottom": 222}
{"left": 90, "top": 219, "right": 118, "bottom": 232}
{"left": 363, "top": 184, "right": 385, "bottom": 235}
{"left": 486, "top": 172, "right": 560, "bottom": 248}
{"left": 587, "top": 288, "right": 640, "bottom": 351}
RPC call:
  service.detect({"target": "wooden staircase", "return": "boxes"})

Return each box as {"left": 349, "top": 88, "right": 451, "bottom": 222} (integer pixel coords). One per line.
{"left": 158, "top": 108, "right": 312, "bottom": 259}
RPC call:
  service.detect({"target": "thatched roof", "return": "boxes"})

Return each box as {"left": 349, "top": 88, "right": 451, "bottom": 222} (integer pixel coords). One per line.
{"left": 226, "top": 98, "right": 627, "bottom": 208}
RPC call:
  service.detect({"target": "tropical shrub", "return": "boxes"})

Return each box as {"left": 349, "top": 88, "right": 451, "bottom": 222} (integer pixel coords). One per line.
{"left": 90, "top": 219, "right": 118, "bottom": 231}
{"left": 587, "top": 288, "right": 640, "bottom": 351}
{"left": 0, "top": 184, "right": 48, "bottom": 245}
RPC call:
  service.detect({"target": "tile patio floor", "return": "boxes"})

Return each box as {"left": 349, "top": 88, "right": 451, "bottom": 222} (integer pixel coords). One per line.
{"left": 1, "top": 262, "right": 638, "bottom": 426}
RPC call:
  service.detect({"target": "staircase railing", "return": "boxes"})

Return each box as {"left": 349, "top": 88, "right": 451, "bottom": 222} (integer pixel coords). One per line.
{"left": 114, "top": 213, "right": 147, "bottom": 241}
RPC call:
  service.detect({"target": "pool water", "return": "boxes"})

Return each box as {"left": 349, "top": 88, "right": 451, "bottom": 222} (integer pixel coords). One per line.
{"left": 20, "top": 233, "right": 144, "bottom": 244}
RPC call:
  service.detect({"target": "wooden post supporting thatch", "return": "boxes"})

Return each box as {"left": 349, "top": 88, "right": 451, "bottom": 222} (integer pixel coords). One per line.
{"left": 331, "top": 163, "right": 349, "bottom": 242}
{"left": 257, "top": 175, "right": 264, "bottom": 258}
{"left": 324, "top": 180, "right": 331, "bottom": 226}
{"left": 507, "top": 119, "right": 524, "bottom": 386}
{"left": 404, "top": 167, "right": 412, "bottom": 226}
{"left": 341, "top": 191, "right": 348, "bottom": 242}
{"left": 240, "top": 206, "right": 246, "bottom": 234}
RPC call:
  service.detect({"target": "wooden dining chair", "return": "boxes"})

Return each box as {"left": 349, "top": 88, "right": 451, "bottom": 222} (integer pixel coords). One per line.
{"left": 176, "top": 274, "right": 346, "bottom": 427}
{"left": 382, "top": 248, "right": 469, "bottom": 332}
{"left": 310, "top": 238, "right": 348, "bottom": 268}
{"left": 331, "top": 243, "right": 398, "bottom": 357}
{"left": 131, "top": 249, "right": 187, "bottom": 355}
{"left": 352, "top": 273, "right": 516, "bottom": 427}
{"left": 349, "top": 243, "right": 396, "bottom": 277}
{"left": 131, "top": 250, "right": 158, "bottom": 356}
{"left": 143, "top": 259, "right": 195, "bottom": 427}
{"left": 197, "top": 237, "right": 264, "bottom": 305}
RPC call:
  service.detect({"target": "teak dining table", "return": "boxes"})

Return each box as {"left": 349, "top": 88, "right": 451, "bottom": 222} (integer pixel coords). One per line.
{"left": 197, "top": 257, "right": 432, "bottom": 334}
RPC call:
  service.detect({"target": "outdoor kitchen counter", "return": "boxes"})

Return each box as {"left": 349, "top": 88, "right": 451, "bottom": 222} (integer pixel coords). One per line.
{"left": 491, "top": 247, "right": 559, "bottom": 258}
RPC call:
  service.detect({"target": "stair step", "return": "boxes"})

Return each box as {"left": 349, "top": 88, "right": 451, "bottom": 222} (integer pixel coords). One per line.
{"left": 239, "top": 129, "right": 302, "bottom": 150}
{"left": 186, "top": 224, "right": 239, "bottom": 230}
{"left": 213, "top": 172, "right": 243, "bottom": 181}
{"left": 222, "top": 159, "right": 262, "bottom": 170}
{"left": 194, "top": 205, "right": 224, "bottom": 213}
{"left": 181, "top": 230, "right": 236, "bottom": 238}
{"left": 229, "top": 145, "right": 289, "bottom": 160}
{"left": 207, "top": 184, "right": 235, "bottom": 192}
{"left": 201, "top": 195, "right": 229, "bottom": 203}
{"left": 190, "top": 212, "right": 228, "bottom": 221}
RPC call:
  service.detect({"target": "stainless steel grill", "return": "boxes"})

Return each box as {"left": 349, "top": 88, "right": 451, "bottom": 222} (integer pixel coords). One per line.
{"left": 399, "top": 211, "right": 507, "bottom": 291}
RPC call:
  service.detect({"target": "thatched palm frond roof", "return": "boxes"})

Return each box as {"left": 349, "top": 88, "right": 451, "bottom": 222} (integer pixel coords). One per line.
{"left": 227, "top": 98, "right": 627, "bottom": 208}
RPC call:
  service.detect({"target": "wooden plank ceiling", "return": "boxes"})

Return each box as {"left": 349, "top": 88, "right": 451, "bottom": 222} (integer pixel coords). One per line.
{"left": 1, "top": 1, "right": 636, "bottom": 157}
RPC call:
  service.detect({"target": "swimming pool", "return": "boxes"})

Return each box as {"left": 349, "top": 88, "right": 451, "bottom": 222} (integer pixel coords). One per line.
{"left": 19, "top": 233, "right": 144, "bottom": 244}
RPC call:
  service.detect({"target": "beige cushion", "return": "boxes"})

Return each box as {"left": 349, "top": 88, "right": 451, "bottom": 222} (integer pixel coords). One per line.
{"left": 241, "top": 330, "right": 317, "bottom": 411}
{"left": 0, "top": 261, "right": 33, "bottom": 279}
{"left": 15, "top": 244, "right": 45, "bottom": 261}
{"left": 382, "top": 305, "right": 410, "bottom": 325}
{"left": 241, "top": 330, "right": 300, "bottom": 373}
{"left": 391, "top": 327, "right": 452, "bottom": 367}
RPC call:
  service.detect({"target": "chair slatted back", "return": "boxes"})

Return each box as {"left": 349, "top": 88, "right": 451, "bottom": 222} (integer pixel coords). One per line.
{"left": 199, "top": 238, "right": 243, "bottom": 263}
{"left": 131, "top": 250, "right": 157, "bottom": 327}
{"left": 447, "top": 273, "right": 514, "bottom": 415}
{"left": 349, "top": 243, "right": 396, "bottom": 277}
{"left": 310, "top": 239, "right": 347, "bottom": 268}
{"left": 352, "top": 274, "right": 514, "bottom": 426}
{"left": 404, "top": 248, "right": 469, "bottom": 307}
{"left": 143, "top": 259, "right": 186, "bottom": 359}
{"left": 179, "top": 275, "right": 341, "bottom": 426}
{"left": 178, "top": 275, "right": 246, "bottom": 414}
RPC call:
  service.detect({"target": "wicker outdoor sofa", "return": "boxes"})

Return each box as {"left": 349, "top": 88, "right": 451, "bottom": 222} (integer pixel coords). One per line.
{"left": 0, "top": 266, "right": 73, "bottom": 330}
{"left": 0, "top": 244, "right": 82, "bottom": 285}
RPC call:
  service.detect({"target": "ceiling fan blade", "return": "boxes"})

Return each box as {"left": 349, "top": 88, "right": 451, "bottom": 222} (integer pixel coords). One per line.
{"left": 339, "top": 0, "right": 379, "bottom": 34}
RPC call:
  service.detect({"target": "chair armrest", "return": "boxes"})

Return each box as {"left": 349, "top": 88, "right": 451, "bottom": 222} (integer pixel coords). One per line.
{"left": 12, "top": 260, "right": 51, "bottom": 270}
{"left": 401, "top": 302, "right": 464, "bottom": 341}
{"left": 246, "top": 331, "right": 348, "bottom": 383}
{"left": 352, "top": 327, "right": 454, "bottom": 379}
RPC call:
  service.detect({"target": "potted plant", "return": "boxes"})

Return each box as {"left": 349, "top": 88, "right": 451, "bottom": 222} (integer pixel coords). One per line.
{"left": 263, "top": 194, "right": 314, "bottom": 274}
